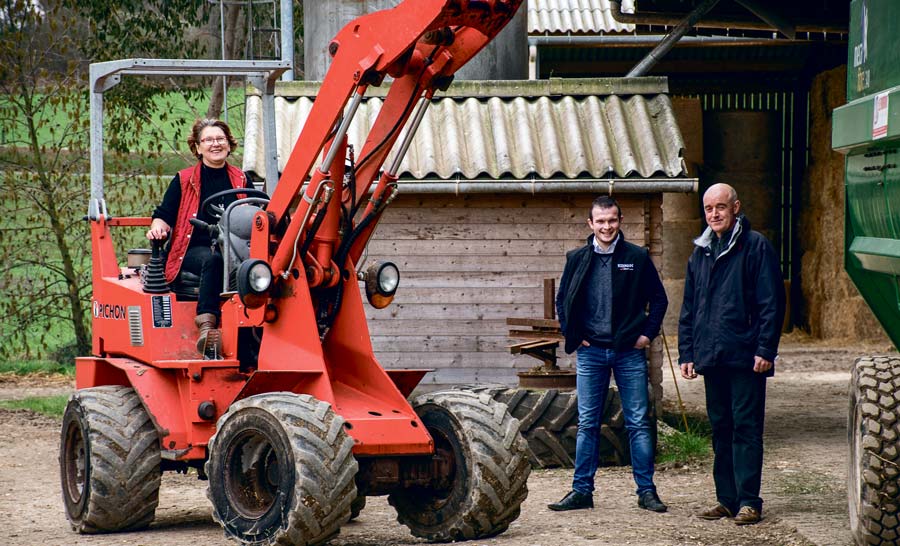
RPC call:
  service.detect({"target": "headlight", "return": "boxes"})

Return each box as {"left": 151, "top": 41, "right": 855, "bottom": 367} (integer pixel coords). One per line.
{"left": 237, "top": 259, "right": 272, "bottom": 308}
{"left": 376, "top": 262, "right": 399, "bottom": 295}
{"left": 364, "top": 261, "right": 399, "bottom": 309}
{"left": 247, "top": 262, "right": 273, "bottom": 293}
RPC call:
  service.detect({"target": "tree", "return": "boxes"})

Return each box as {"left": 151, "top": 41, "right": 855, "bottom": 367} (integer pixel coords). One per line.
{"left": 205, "top": 1, "right": 305, "bottom": 118}
{"left": 0, "top": 0, "right": 303, "bottom": 361}
{"left": 207, "top": 3, "right": 245, "bottom": 119}
{"left": 0, "top": 0, "right": 93, "bottom": 359}
{"left": 0, "top": 0, "right": 208, "bottom": 360}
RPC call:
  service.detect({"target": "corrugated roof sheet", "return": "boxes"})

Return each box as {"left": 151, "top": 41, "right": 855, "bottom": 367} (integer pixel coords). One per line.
{"left": 242, "top": 82, "right": 686, "bottom": 182}
{"left": 528, "top": 0, "right": 635, "bottom": 34}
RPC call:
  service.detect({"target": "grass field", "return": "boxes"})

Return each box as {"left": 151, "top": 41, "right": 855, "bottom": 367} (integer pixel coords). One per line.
{"left": 657, "top": 427, "right": 711, "bottom": 464}
{"left": 0, "top": 394, "right": 69, "bottom": 418}
{"left": 0, "top": 359, "right": 74, "bottom": 376}
{"left": 0, "top": 86, "right": 250, "bottom": 174}
{"left": 0, "top": 85, "right": 259, "bottom": 361}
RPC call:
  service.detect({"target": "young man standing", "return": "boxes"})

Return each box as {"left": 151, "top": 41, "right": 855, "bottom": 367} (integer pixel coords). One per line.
{"left": 549, "top": 196, "right": 668, "bottom": 513}
{"left": 679, "top": 183, "right": 785, "bottom": 525}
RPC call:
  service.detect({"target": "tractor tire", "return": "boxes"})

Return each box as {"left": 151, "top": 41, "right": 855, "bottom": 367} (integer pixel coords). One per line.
{"left": 205, "top": 393, "right": 357, "bottom": 546}
{"left": 465, "top": 386, "right": 630, "bottom": 468}
{"left": 389, "top": 390, "right": 530, "bottom": 542}
{"left": 349, "top": 495, "right": 366, "bottom": 521}
{"left": 59, "top": 386, "right": 161, "bottom": 533}
{"left": 849, "top": 357, "right": 900, "bottom": 545}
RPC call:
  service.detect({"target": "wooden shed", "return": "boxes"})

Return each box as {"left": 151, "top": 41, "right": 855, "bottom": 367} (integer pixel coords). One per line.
{"left": 243, "top": 77, "right": 696, "bottom": 402}
{"left": 527, "top": 0, "right": 874, "bottom": 340}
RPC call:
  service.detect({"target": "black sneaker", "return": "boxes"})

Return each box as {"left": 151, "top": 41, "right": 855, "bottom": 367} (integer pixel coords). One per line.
{"left": 548, "top": 490, "right": 594, "bottom": 511}
{"left": 638, "top": 490, "right": 668, "bottom": 513}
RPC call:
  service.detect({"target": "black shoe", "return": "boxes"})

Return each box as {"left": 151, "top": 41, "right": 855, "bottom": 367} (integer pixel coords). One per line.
{"left": 638, "top": 490, "right": 668, "bottom": 513}
{"left": 548, "top": 490, "right": 593, "bottom": 511}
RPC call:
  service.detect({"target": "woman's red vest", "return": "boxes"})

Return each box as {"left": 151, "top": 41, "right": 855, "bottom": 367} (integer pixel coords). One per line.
{"left": 164, "top": 162, "right": 246, "bottom": 283}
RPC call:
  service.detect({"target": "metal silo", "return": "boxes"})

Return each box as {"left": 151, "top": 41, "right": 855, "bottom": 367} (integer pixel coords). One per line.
{"left": 302, "top": 0, "right": 526, "bottom": 81}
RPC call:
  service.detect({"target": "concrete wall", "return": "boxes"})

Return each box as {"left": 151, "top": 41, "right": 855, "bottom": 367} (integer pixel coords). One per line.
{"left": 303, "top": 0, "right": 395, "bottom": 81}
{"left": 799, "top": 65, "right": 888, "bottom": 342}
{"left": 453, "top": 5, "right": 528, "bottom": 81}
{"left": 662, "top": 97, "right": 704, "bottom": 336}
{"left": 303, "top": 0, "right": 527, "bottom": 81}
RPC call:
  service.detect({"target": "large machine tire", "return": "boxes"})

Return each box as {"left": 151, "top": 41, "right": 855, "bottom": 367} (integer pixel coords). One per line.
{"left": 849, "top": 357, "right": 900, "bottom": 545}
{"left": 59, "top": 386, "right": 161, "bottom": 533}
{"left": 466, "top": 386, "right": 630, "bottom": 468}
{"left": 389, "top": 390, "right": 530, "bottom": 542}
{"left": 349, "top": 494, "right": 366, "bottom": 520}
{"left": 205, "top": 393, "right": 357, "bottom": 546}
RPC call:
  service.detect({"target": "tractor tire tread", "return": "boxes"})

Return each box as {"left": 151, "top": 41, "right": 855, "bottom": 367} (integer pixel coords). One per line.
{"left": 850, "top": 357, "right": 900, "bottom": 546}
{"left": 390, "top": 390, "right": 529, "bottom": 542}
{"left": 462, "top": 385, "right": 629, "bottom": 468}
{"left": 206, "top": 392, "right": 357, "bottom": 546}
{"left": 61, "top": 386, "right": 161, "bottom": 533}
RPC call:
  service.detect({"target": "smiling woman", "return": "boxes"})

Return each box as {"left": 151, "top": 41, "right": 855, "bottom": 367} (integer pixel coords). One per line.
{"left": 146, "top": 118, "right": 255, "bottom": 356}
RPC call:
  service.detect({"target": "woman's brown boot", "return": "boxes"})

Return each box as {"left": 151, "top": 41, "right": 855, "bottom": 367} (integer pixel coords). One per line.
{"left": 195, "top": 313, "right": 222, "bottom": 356}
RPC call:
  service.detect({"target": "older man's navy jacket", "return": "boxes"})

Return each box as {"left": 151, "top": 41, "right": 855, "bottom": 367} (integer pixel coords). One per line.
{"left": 677, "top": 215, "right": 785, "bottom": 375}
{"left": 556, "top": 234, "right": 668, "bottom": 355}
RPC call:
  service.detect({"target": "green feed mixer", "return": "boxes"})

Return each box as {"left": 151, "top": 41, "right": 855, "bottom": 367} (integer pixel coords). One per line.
{"left": 834, "top": 1, "right": 900, "bottom": 544}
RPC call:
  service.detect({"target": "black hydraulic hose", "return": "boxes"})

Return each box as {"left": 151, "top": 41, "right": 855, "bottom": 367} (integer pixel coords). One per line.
{"left": 319, "top": 200, "right": 386, "bottom": 334}
{"left": 345, "top": 152, "right": 357, "bottom": 234}
{"left": 318, "top": 276, "right": 344, "bottom": 339}
{"left": 298, "top": 203, "right": 329, "bottom": 260}
{"left": 350, "top": 42, "right": 443, "bottom": 219}
{"left": 335, "top": 200, "right": 381, "bottom": 275}
{"left": 349, "top": 84, "right": 420, "bottom": 220}
{"left": 317, "top": 38, "right": 452, "bottom": 335}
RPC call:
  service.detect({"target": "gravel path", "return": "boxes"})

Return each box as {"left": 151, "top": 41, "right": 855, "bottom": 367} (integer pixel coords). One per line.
{"left": 0, "top": 338, "right": 878, "bottom": 545}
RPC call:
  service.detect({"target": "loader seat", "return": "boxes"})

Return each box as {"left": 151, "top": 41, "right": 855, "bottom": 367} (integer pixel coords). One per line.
{"left": 170, "top": 271, "right": 200, "bottom": 301}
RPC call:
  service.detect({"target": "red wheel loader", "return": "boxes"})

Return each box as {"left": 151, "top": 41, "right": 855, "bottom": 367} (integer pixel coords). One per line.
{"left": 58, "top": 2, "right": 530, "bottom": 544}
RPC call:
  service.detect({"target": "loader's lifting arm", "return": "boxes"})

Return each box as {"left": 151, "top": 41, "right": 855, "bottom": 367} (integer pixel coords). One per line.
{"left": 261, "top": 0, "right": 523, "bottom": 295}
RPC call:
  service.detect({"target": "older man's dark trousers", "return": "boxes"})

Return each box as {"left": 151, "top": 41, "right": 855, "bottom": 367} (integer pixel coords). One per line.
{"left": 703, "top": 367, "right": 767, "bottom": 514}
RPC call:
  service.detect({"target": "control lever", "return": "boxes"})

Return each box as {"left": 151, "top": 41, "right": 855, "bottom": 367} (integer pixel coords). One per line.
{"left": 143, "top": 237, "right": 170, "bottom": 293}
{"left": 189, "top": 217, "right": 219, "bottom": 239}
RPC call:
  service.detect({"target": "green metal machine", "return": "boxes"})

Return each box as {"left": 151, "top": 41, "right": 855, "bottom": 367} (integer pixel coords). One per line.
{"left": 833, "top": 1, "right": 900, "bottom": 544}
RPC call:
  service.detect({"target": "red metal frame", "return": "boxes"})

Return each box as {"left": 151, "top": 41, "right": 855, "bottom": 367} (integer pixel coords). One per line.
{"left": 82, "top": 0, "right": 523, "bottom": 461}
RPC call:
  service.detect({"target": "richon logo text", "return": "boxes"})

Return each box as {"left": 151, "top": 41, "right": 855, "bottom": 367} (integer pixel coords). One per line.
{"left": 92, "top": 301, "right": 127, "bottom": 320}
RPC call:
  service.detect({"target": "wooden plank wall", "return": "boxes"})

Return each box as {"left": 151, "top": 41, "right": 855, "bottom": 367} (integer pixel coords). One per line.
{"left": 361, "top": 192, "right": 657, "bottom": 388}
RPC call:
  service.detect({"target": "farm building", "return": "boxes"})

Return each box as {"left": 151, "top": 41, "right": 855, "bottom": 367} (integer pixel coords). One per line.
{"left": 244, "top": 0, "right": 876, "bottom": 400}
{"left": 526, "top": 0, "right": 881, "bottom": 341}
{"left": 243, "top": 77, "right": 696, "bottom": 401}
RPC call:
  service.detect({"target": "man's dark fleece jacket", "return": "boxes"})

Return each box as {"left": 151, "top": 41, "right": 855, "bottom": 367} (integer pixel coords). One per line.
{"left": 556, "top": 234, "right": 668, "bottom": 355}
{"left": 677, "top": 215, "right": 785, "bottom": 376}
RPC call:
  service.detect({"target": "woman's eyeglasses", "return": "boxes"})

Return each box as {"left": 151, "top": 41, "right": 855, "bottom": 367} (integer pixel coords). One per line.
{"left": 200, "top": 136, "right": 228, "bottom": 145}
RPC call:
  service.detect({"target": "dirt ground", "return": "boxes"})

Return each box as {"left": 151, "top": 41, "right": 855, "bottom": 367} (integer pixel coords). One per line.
{"left": 0, "top": 336, "right": 883, "bottom": 546}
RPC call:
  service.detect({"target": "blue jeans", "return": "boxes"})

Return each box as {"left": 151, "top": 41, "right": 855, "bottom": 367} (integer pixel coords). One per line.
{"left": 573, "top": 345, "right": 656, "bottom": 496}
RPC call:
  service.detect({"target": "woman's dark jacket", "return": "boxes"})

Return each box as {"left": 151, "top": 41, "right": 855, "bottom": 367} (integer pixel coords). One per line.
{"left": 556, "top": 234, "right": 668, "bottom": 354}
{"left": 677, "top": 215, "right": 785, "bottom": 375}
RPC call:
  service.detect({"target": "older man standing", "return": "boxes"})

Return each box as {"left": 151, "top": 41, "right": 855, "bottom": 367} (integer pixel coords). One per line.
{"left": 679, "top": 183, "right": 785, "bottom": 525}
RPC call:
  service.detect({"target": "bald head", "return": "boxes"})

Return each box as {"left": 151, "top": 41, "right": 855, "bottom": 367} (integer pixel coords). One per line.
{"left": 703, "top": 183, "right": 741, "bottom": 236}
{"left": 704, "top": 183, "right": 738, "bottom": 204}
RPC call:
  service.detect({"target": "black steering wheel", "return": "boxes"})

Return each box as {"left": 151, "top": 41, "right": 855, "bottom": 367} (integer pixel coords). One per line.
{"left": 200, "top": 188, "right": 270, "bottom": 221}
